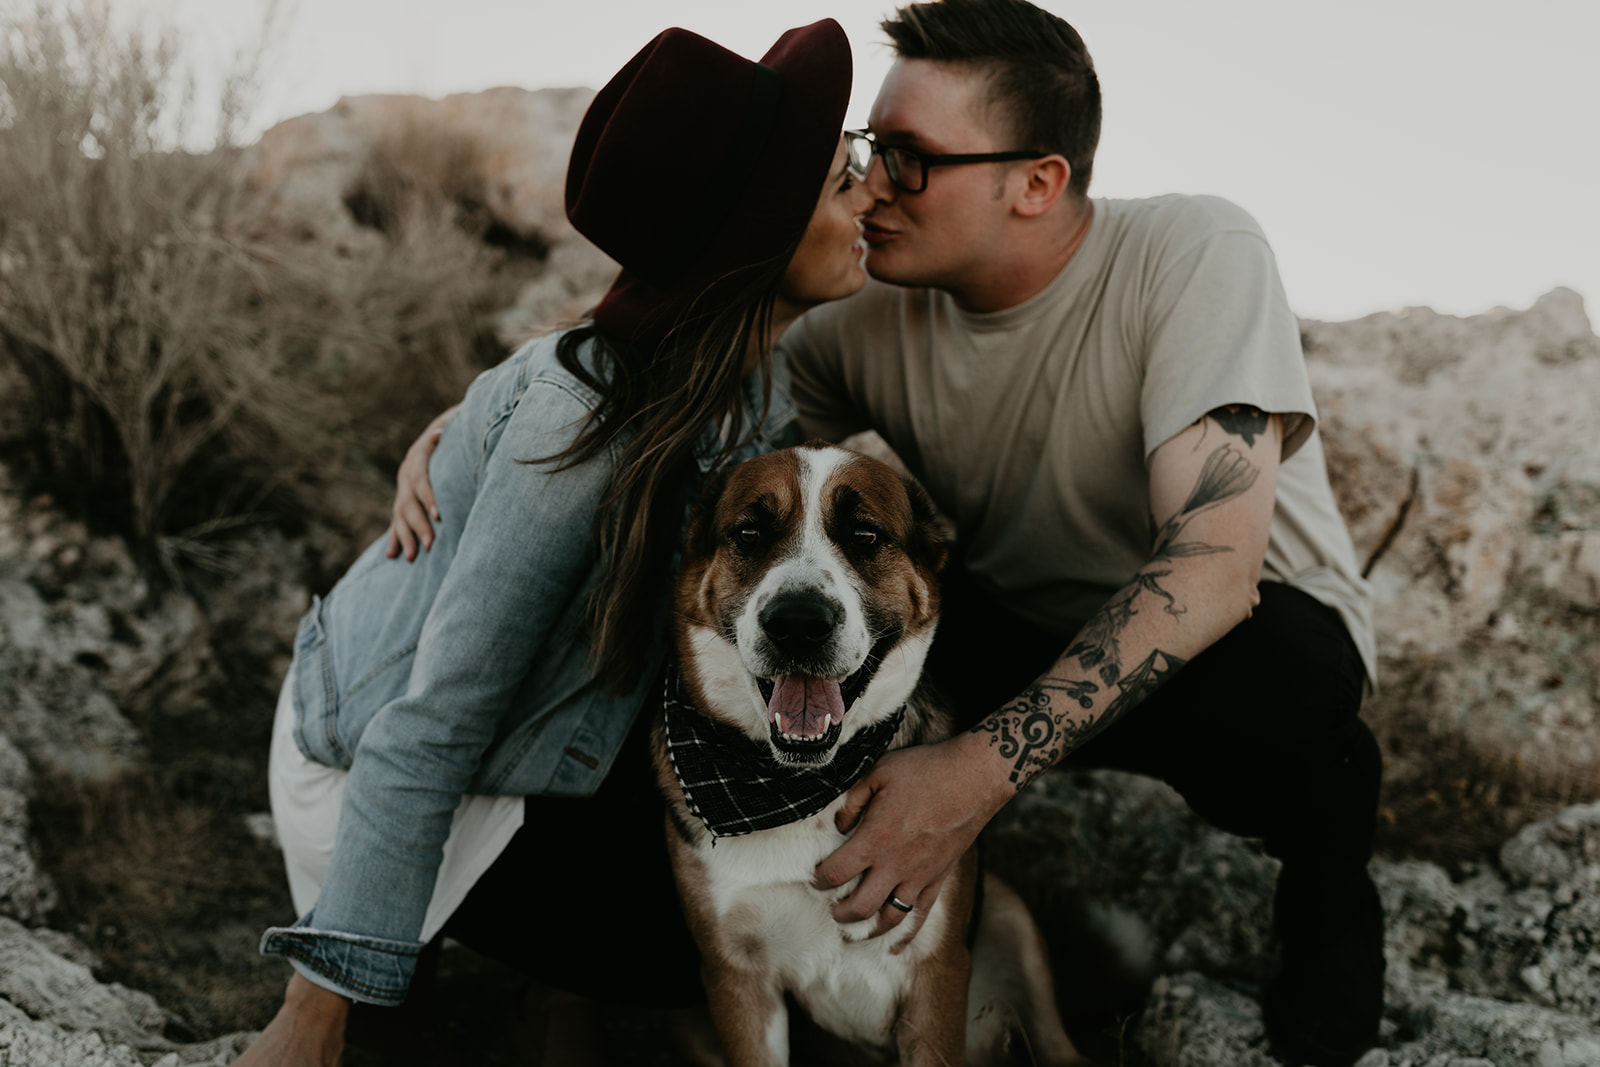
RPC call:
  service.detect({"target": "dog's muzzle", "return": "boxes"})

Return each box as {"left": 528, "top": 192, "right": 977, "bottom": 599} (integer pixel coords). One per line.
{"left": 758, "top": 591, "right": 843, "bottom": 663}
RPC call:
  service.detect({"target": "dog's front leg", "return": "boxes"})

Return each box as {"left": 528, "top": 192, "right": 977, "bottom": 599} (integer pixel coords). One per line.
{"left": 665, "top": 829, "right": 791, "bottom": 1067}
{"left": 702, "top": 956, "right": 789, "bottom": 1067}
{"left": 896, "top": 849, "right": 979, "bottom": 1067}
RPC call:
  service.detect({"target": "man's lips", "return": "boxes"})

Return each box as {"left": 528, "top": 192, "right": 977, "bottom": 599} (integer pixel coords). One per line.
{"left": 862, "top": 220, "right": 896, "bottom": 245}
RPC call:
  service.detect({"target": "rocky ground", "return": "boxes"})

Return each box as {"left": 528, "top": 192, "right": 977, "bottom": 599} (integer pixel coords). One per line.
{"left": 1, "top": 86, "right": 1599, "bottom": 1066}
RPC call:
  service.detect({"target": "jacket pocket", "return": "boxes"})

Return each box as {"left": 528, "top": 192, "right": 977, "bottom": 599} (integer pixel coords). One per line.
{"left": 292, "top": 596, "right": 351, "bottom": 769}
{"left": 291, "top": 594, "right": 422, "bottom": 771}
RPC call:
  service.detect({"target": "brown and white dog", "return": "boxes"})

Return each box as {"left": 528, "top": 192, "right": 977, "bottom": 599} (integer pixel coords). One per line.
{"left": 655, "top": 442, "right": 1082, "bottom": 1067}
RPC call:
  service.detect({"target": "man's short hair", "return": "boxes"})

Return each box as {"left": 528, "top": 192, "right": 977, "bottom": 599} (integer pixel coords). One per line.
{"left": 882, "top": 0, "right": 1101, "bottom": 200}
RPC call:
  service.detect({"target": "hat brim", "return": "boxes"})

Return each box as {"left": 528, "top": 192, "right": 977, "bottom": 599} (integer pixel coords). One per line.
{"left": 589, "top": 20, "right": 852, "bottom": 346}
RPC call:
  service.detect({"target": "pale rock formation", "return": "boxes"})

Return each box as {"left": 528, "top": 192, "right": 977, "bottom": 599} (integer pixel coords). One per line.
{"left": 1306, "top": 289, "right": 1600, "bottom": 789}
{"left": 243, "top": 87, "right": 620, "bottom": 342}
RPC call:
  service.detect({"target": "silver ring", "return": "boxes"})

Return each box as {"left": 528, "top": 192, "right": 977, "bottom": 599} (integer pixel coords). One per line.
{"left": 889, "top": 895, "right": 914, "bottom": 913}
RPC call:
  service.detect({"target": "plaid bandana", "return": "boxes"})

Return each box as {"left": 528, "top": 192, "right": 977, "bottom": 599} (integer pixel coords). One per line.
{"left": 662, "top": 665, "right": 905, "bottom": 840}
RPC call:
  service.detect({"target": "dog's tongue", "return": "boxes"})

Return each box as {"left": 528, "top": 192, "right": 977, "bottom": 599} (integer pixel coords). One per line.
{"left": 768, "top": 675, "right": 846, "bottom": 737}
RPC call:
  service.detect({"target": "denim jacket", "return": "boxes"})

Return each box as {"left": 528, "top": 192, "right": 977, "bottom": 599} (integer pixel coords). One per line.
{"left": 260, "top": 332, "right": 799, "bottom": 1005}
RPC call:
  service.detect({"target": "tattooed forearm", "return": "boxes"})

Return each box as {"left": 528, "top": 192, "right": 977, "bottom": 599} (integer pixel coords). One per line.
{"left": 1104, "top": 648, "right": 1188, "bottom": 720}
{"left": 1066, "top": 567, "right": 1186, "bottom": 683}
{"left": 973, "top": 413, "right": 1259, "bottom": 792}
{"left": 1065, "top": 585, "right": 1137, "bottom": 685}
{"left": 1208, "top": 404, "right": 1269, "bottom": 447}
{"left": 970, "top": 691, "right": 1060, "bottom": 788}
{"left": 970, "top": 681, "right": 1102, "bottom": 789}
{"left": 971, "top": 649, "right": 1186, "bottom": 790}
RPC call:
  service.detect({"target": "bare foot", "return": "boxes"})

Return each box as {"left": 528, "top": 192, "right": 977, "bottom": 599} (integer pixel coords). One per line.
{"left": 231, "top": 972, "right": 350, "bottom": 1067}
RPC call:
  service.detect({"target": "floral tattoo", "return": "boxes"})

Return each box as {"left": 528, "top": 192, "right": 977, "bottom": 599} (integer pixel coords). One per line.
{"left": 971, "top": 406, "right": 1264, "bottom": 791}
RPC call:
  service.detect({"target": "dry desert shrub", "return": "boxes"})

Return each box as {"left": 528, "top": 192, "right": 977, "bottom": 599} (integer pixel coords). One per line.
{"left": 0, "top": 1, "right": 526, "bottom": 582}
{"left": 0, "top": 0, "right": 336, "bottom": 577}
{"left": 308, "top": 114, "right": 526, "bottom": 480}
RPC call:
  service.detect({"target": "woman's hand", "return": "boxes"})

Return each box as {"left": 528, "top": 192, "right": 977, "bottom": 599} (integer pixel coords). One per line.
{"left": 386, "top": 405, "right": 458, "bottom": 562}
{"left": 812, "top": 730, "right": 1016, "bottom": 945}
{"left": 232, "top": 972, "right": 349, "bottom": 1067}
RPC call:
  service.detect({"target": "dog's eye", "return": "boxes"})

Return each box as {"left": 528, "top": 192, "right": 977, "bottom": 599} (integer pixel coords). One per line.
{"left": 736, "top": 526, "right": 761, "bottom": 546}
{"left": 852, "top": 528, "right": 879, "bottom": 547}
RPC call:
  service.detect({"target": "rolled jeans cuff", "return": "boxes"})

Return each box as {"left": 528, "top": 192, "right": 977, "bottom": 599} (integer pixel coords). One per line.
{"left": 260, "top": 919, "right": 421, "bottom": 1007}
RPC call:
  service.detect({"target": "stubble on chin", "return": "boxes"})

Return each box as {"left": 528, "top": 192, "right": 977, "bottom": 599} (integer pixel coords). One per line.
{"left": 863, "top": 256, "right": 925, "bottom": 290}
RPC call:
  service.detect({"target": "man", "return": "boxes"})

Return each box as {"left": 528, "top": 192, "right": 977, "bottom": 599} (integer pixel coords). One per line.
{"left": 787, "top": 2, "right": 1383, "bottom": 1064}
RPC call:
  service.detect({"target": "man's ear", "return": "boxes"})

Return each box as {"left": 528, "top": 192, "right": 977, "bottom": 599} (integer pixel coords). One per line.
{"left": 1013, "top": 154, "right": 1071, "bottom": 219}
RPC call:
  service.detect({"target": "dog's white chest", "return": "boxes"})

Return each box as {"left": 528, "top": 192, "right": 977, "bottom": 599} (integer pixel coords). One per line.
{"left": 697, "top": 808, "right": 948, "bottom": 1049}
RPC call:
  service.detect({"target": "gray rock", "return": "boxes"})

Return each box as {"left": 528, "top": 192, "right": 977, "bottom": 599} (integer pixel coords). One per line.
{"left": 1393, "top": 991, "right": 1600, "bottom": 1067}
{"left": 0, "top": 996, "right": 146, "bottom": 1067}
{"left": 0, "top": 470, "right": 226, "bottom": 781}
{"left": 21, "top": 928, "right": 99, "bottom": 972}
{"left": 1499, "top": 801, "right": 1600, "bottom": 890}
{"left": 993, "top": 769, "right": 1600, "bottom": 1065}
{"left": 0, "top": 917, "right": 167, "bottom": 1050}
{"left": 0, "top": 737, "right": 30, "bottom": 796}
{"left": 1376, "top": 805, "right": 1600, "bottom": 1022}
{"left": 0, "top": 733, "right": 54, "bottom": 926}
{"left": 0, "top": 787, "right": 54, "bottom": 925}
{"left": 0, "top": 918, "right": 257, "bottom": 1065}
{"left": 1132, "top": 972, "right": 1279, "bottom": 1067}
{"left": 991, "top": 768, "right": 1279, "bottom": 983}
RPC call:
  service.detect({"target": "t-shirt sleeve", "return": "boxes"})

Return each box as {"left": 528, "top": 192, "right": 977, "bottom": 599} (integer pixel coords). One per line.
{"left": 1137, "top": 202, "right": 1316, "bottom": 463}
{"left": 779, "top": 307, "right": 872, "bottom": 444}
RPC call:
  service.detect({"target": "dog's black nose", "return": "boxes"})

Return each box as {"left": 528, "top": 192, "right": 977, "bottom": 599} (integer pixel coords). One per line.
{"left": 759, "top": 594, "right": 839, "bottom": 656}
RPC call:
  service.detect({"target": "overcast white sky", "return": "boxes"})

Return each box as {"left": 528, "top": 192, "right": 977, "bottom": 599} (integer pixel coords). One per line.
{"left": 114, "top": 0, "right": 1599, "bottom": 325}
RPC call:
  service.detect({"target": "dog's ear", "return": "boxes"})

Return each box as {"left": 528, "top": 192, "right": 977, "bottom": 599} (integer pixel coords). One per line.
{"left": 903, "top": 476, "right": 950, "bottom": 574}
{"left": 685, "top": 465, "right": 733, "bottom": 558}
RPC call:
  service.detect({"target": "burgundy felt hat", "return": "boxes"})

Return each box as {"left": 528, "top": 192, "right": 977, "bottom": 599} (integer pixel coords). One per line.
{"left": 566, "top": 20, "right": 852, "bottom": 345}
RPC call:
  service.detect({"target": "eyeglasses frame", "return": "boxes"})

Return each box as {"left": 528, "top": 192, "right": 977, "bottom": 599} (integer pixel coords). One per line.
{"left": 843, "top": 129, "right": 1051, "bottom": 194}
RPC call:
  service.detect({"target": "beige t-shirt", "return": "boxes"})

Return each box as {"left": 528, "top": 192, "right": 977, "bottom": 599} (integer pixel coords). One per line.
{"left": 782, "top": 193, "right": 1376, "bottom": 684}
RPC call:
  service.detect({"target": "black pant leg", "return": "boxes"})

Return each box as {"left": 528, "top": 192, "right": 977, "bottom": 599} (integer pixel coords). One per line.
{"left": 928, "top": 570, "right": 1385, "bottom": 1058}
{"left": 1070, "top": 582, "right": 1378, "bottom": 870}
{"left": 932, "top": 570, "right": 1378, "bottom": 868}
{"left": 440, "top": 701, "right": 704, "bottom": 1009}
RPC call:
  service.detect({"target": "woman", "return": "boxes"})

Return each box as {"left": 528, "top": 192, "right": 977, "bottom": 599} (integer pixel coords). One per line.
{"left": 236, "top": 19, "right": 871, "bottom": 1065}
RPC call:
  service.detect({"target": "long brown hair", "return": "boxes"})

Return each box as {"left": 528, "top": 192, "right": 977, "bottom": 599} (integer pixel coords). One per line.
{"left": 540, "top": 238, "right": 800, "bottom": 692}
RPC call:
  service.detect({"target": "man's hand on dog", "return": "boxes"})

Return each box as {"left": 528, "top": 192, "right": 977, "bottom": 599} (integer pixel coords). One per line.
{"left": 814, "top": 730, "right": 1015, "bottom": 947}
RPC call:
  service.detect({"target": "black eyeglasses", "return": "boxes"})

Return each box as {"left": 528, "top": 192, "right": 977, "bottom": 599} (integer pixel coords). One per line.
{"left": 843, "top": 129, "right": 1050, "bottom": 194}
